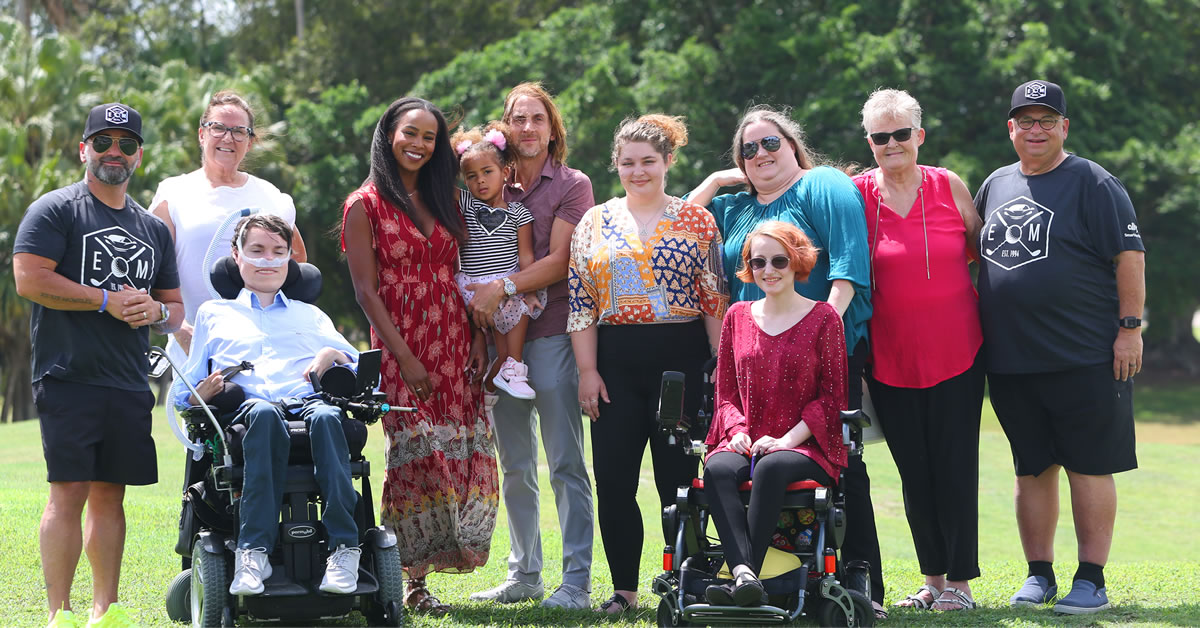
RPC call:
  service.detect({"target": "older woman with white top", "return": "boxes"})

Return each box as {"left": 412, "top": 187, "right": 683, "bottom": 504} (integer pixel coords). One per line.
{"left": 851, "top": 88, "right": 985, "bottom": 613}
{"left": 150, "top": 90, "right": 306, "bottom": 364}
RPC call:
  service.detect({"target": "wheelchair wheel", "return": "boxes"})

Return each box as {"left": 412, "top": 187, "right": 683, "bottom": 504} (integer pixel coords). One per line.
{"left": 372, "top": 546, "right": 405, "bottom": 626}
{"left": 656, "top": 597, "right": 691, "bottom": 627}
{"left": 165, "top": 569, "right": 191, "bottom": 622}
{"left": 817, "top": 589, "right": 874, "bottom": 627}
{"left": 190, "top": 540, "right": 230, "bottom": 627}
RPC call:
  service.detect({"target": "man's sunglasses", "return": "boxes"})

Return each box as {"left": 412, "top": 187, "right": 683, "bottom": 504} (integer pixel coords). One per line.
{"left": 741, "top": 136, "right": 783, "bottom": 160}
{"left": 89, "top": 135, "right": 140, "bottom": 156}
{"left": 748, "top": 255, "right": 791, "bottom": 271}
{"left": 868, "top": 128, "right": 915, "bottom": 145}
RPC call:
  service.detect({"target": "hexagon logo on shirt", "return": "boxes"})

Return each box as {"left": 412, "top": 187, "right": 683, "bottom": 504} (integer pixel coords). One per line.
{"left": 980, "top": 196, "right": 1054, "bottom": 270}
{"left": 80, "top": 226, "right": 156, "bottom": 291}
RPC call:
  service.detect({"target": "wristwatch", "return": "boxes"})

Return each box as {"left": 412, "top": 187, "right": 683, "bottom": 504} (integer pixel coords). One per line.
{"left": 1118, "top": 316, "right": 1141, "bottom": 329}
{"left": 156, "top": 302, "right": 170, "bottom": 325}
{"left": 502, "top": 277, "right": 518, "bottom": 297}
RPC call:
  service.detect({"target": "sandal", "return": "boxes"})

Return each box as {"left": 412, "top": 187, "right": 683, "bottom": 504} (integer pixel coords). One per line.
{"left": 933, "top": 586, "right": 977, "bottom": 611}
{"left": 405, "top": 579, "right": 450, "bottom": 617}
{"left": 895, "top": 584, "right": 942, "bottom": 609}
{"left": 873, "top": 600, "right": 889, "bottom": 620}
{"left": 596, "top": 593, "right": 634, "bottom": 614}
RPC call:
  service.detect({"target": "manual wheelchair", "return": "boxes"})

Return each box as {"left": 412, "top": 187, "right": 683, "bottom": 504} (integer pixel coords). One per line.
{"left": 651, "top": 367, "right": 875, "bottom": 627}
{"left": 151, "top": 257, "right": 409, "bottom": 627}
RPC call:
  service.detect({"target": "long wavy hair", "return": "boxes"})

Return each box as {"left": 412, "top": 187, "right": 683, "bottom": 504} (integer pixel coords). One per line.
{"left": 367, "top": 97, "right": 465, "bottom": 243}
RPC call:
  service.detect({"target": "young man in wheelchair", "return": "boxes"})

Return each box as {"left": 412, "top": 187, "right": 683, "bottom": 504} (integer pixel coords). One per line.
{"left": 700, "top": 221, "right": 849, "bottom": 607}
{"left": 175, "top": 214, "right": 361, "bottom": 597}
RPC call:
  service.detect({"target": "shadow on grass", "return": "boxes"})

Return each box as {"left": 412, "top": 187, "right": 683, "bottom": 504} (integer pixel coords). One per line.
{"left": 883, "top": 603, "right": 1200, "bottom": 626}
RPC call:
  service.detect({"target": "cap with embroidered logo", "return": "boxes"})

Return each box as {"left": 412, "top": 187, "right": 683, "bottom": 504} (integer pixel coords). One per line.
{"left": 1008, "top": 80, "right": 1067, "bottom": 119}
{"left": 83, "top": 103, "right": 143, "bottom": 143}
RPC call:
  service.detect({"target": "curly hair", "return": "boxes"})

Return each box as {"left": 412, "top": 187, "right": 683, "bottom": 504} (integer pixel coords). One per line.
{"left": 611, "top": 113, "right": 688, "bottom": 165}
{"left": 450, "top": 120, "right": 514, "bottom": 168}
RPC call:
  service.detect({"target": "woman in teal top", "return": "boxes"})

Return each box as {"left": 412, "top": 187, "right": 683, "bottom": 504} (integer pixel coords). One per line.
{"left": 687, "top": 105, "right": 884, "bottom": 619}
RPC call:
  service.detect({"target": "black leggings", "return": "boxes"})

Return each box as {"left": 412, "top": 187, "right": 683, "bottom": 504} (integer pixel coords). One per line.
{"left": 704, "top": 450, "right": 831, "bottom": 572}
{"left": 593, "top": 320, "right": 711, "bottom": 591}
{"left": 843, "top": 339, "right": 885, "bottom": 604}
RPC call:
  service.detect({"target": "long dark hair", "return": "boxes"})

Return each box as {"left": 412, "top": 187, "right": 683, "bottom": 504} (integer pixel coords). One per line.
{"left": 367, "top": 97, "right": 465, "bottom": 243}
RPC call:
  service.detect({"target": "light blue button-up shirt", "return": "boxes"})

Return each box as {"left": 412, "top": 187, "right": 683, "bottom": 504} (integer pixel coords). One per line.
{"left": 176, "top": 288, "right": 358, "bottom": 408}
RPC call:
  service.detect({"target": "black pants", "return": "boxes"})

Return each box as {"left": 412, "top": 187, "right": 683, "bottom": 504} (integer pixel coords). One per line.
{"left": 866, "top": 354, "right": 984, "bottom": 581}
{"left": 704, "top": 450, "right": 831, "bottom": 572}
{"left": 843, "top": 339, "right": 885, "bottom": 604}
{"left": 593, "top": 321, "right": 710, "bottom": 591}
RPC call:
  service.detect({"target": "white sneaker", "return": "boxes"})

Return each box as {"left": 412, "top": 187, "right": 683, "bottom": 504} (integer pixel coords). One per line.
{"left": 469, "top": 578, "right": 545, "bottom": 603}
{"left": 542, "top": 583, "right": 591, "bottom": 609}
{"left": 229, "top": 547, "right": 272, "bottom": 595}
{"left": 492, "top": 358, "right": 535, "bottom": 400}
{"left": 319, "top": 545, "right": 362, "bottom": 594}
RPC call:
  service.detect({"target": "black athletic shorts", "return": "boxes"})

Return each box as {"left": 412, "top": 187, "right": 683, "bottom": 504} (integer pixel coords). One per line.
{"left": 34, "top": 376, "right": 158, "bottom": 485}
{"left": 987, "top": 363, "right": 1137, "bottom": 476}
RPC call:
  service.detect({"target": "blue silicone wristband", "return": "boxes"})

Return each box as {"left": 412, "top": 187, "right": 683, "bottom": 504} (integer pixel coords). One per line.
{"left": 98, "top": 288, "right": 108, "bottom": 313}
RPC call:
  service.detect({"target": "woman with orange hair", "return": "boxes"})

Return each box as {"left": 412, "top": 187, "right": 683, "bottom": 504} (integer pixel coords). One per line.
{"left": 701, "top": 220, "right": 848, "bottom": 607}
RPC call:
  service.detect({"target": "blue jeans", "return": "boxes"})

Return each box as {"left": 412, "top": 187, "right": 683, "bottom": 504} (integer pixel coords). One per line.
{"left": 236, "top": 399, "right": 358, "bottom": 550}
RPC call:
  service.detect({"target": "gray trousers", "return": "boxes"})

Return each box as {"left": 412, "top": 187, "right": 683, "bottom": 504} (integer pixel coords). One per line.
{"left": 490, "top": 333, "right": 594, "bottom": 590}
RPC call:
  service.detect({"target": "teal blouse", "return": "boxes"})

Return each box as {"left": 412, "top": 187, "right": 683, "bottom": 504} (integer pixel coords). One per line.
{"left": 702, "top": 166, "right": 872, "bottom": 353}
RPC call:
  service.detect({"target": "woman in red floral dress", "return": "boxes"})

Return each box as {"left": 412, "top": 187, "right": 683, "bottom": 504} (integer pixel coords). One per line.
{"left": 341, "top": 97, "right": 497, "bottom": 616}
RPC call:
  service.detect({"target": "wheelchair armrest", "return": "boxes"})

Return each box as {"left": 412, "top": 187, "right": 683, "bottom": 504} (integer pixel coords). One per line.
{"left": 839, "top": 409, "right": 872, "bottom": 430}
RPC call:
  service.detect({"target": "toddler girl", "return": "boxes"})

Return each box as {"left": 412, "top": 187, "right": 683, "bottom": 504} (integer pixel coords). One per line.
{"left": 451, "top": 122, "right": 545, "bottom": 399}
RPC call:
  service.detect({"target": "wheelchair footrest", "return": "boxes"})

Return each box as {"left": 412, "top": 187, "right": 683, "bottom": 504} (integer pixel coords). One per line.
{"left": 683, "top": 603, "right": 793, "bottom": 624}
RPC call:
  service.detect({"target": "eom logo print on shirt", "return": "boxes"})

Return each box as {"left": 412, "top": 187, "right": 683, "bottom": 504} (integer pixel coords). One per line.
{"left": 981, "top": 196, "right": 1054, "bottom": 270}
{"left": 80, "top": 226, "right": 156, "bottom": 291}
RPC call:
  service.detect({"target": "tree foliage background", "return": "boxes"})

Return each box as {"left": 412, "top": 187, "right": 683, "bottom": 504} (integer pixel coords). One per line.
{"left": 2, "top": 0, "right": 1198, "bottom": 420}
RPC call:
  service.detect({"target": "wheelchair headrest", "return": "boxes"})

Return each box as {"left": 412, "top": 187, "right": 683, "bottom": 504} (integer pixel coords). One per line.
{"left": 210, "top": 255, "right": 323, "bottom": 303}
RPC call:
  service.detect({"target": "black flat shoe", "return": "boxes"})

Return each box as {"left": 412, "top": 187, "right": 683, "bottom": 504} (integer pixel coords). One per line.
{"left": 705, "top": 582, "right": 735, "bottom": 606}
{"left": 731, "top": 573, "right": 765, "bottom": 607}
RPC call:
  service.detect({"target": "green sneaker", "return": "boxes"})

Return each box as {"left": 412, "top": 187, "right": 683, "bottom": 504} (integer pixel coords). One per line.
{"left": 47, "top": 609, "right": 85, "bottom": 628}
{"left": 86, "top": 603, "right": 137, "bottom": 628}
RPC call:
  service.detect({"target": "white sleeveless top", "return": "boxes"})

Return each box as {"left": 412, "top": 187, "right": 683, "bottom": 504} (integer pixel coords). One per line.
{"left": 149, "top": 170, "right": 297, "bottom": 364}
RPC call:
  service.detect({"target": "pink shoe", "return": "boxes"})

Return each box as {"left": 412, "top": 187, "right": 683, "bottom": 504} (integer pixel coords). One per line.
{"left": 493, "top": 357, "right": 535, "bottom": 400}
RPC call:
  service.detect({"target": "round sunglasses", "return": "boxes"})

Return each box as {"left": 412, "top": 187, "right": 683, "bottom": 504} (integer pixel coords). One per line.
{"left": 89, "top": 134, "right": 140, "bottom": 156}
{"left": 868, "top": 127, "right": 915, "bottom": 145}
{"left": 748, "top": 255, "right": 791, "bottom": 271}
{"left": 740, "top": 135, "right": 783, "bottom": 160}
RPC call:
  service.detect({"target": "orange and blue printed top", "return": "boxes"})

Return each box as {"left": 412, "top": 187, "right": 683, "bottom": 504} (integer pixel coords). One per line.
{"left": 567, "top": 196, "right": 728, "bottom": 332}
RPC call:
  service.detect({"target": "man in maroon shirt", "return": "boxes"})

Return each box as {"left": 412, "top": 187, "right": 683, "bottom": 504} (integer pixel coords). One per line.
{"left": 466, "top": 82, "right": 596, "bottom": 610}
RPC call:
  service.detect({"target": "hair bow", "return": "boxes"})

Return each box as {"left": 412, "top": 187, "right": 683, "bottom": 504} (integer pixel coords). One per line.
{"left": 455, "top": 139, "right": 473, "bottom": 156}
{"left": 484, "top": 129, "right": 507, "bottom": 151}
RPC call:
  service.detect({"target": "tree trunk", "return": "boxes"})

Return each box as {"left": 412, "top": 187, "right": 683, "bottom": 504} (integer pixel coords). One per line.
{"left": 295, "top": 0, "right": 305, "bottom": 42}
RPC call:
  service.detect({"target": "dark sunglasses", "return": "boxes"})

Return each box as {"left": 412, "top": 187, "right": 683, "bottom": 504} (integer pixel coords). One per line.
{"left": 868, "top": 127, "right": 915, "bottom": 145}
{"left": 740, "top": 135, "right": 783, "bottom": 160}
{"left": 748, "top": 255, "right": 791, "bottom": 271}
{"left": 90, "top": 134, "right": 140, "bottom": 156}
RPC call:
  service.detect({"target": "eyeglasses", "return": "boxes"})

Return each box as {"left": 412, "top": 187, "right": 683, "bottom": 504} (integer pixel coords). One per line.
{"left": 202, "top": 121, "right": 253, "bottom": 142}
{"left": 747, "top": 255, "right": 791, "bottom": 271}
{"left": 89, "top": 135, "right": 140, "bottom": 156}
{"left": 1014, "top": 116, "right": 1061, "bottom": 131}
{"left": 868, "top": 128, "right": 915, "bottom": 145}
{"left": 740, "top": 136, "right": 783, "bottom": 160}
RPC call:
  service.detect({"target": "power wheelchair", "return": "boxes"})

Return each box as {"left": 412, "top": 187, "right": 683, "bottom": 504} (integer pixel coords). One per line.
{"left": 651, "top": 366, "right": 875, "bottom": 627}
{"left": 151, "top": 257, "right": 411, "bottom": 627}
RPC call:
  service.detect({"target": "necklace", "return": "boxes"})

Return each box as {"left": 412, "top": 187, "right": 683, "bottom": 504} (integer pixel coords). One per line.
{"left": 870, "top": 169, "right": 930, "bottom": 291}
{"left": 631, "top": 200, "right": 667, "bottom": 240}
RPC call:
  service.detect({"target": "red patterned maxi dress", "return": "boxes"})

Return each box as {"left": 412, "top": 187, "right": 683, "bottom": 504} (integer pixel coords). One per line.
{"left": 342, "top": 182, "right": 497, "bottom": 577}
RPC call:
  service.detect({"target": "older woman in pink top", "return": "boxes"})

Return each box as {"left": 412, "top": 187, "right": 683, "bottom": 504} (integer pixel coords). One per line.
{"left": 851, "top": 89, "right": 986, "bottom": 613}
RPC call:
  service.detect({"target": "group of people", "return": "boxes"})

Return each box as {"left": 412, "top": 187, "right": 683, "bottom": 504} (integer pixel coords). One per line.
{"left": 15, "top": 76, "right": 1143, "bottom": 627}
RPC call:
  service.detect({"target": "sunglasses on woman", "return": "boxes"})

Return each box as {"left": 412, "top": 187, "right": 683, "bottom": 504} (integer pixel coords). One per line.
{"left": 748, "top": 255, "right": 791, "bottom": 271}
{"left": 740, "top": 135, "right": 783, "bottom": 160}
{"left": 89, "top": 135, "right": 140, "bottom": 156}
{"left": 868, "top": 128, "right": 915, "bottom": 145}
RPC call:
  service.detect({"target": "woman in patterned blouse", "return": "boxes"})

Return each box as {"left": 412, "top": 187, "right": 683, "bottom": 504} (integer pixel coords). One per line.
{"left": 703, "top": 220, "right": 848, "bottom": 607}
{"left": 567, "top": 114, "right": 728, "bottom": 614}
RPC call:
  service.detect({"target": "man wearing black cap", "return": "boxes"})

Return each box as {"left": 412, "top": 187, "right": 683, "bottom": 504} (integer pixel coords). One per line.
{"left": 14, "top": 103, "right": 183, "bottom": 627}
{"left": 974, "top": 80, "right": 1146, "bottom": 615}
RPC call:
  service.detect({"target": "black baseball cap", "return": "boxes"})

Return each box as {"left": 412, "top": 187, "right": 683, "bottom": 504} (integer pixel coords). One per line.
{"left": 1008, "top": 80, "right": 1067, "bottom": 119}
{"left": 82, "top": 102, "right": 144, "bottom": 143}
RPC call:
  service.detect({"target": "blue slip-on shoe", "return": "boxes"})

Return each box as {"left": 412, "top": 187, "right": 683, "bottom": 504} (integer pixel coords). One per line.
{"left": 1053, "top": 579, "right": 1111, "bottom": 614}
{"left": 1010, "top": 575, "right": 1057, "bottom": 607}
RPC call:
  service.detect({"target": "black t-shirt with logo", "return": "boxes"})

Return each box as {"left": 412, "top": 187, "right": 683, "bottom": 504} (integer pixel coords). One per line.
{"left": 15, "top": 181, "right": 179, "bottom": 391}
{"left": 974, "top": 155, "right": 1144, "bottom": 374}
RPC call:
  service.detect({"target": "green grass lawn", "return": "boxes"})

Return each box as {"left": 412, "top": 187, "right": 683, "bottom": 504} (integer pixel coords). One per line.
{"left": 2, "top": 391, "right": 1198, "bottom": 627}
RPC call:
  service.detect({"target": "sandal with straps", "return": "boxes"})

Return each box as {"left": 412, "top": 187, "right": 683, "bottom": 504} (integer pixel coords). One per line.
{"left": 405, "top": 579, "right": 450, "bottom": 617}
{"left": 933, "top": 586, "right": 977, "bottom": 611}
{"left": 596, "top": 593, "right": 634, "bottom": 614}
{"left": 895, "top": 584, "right": 942, "bottom": 610}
